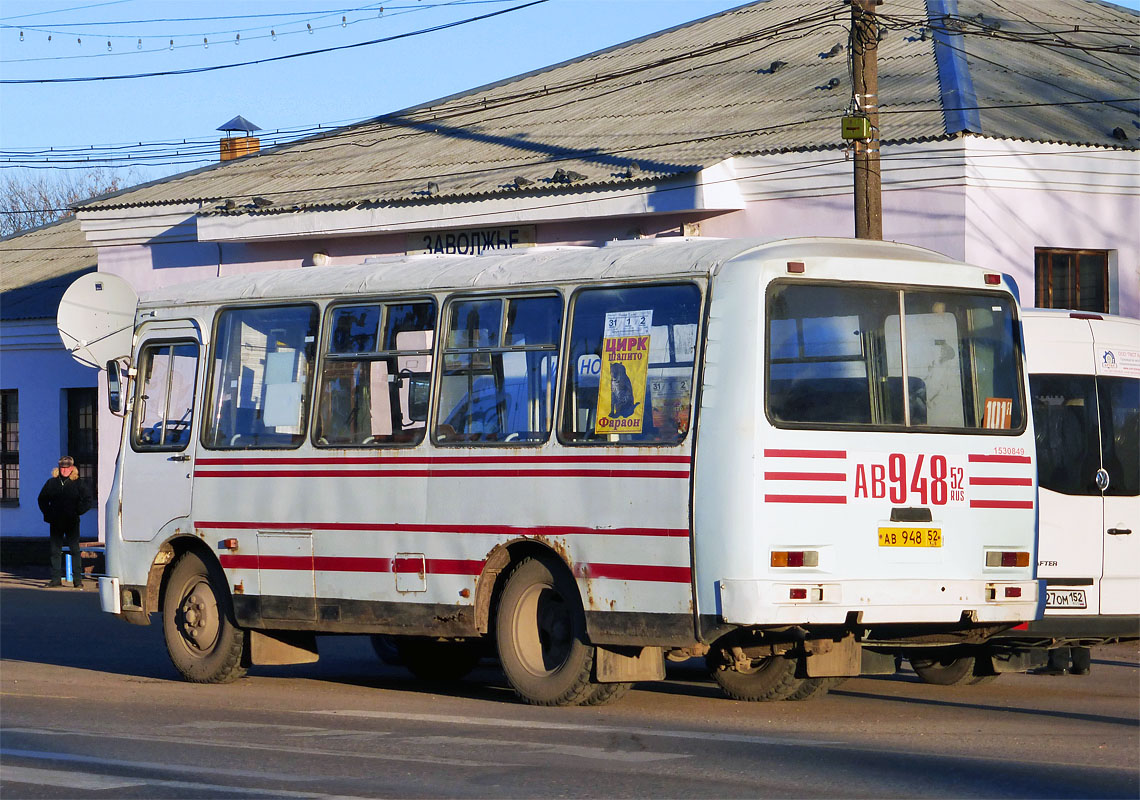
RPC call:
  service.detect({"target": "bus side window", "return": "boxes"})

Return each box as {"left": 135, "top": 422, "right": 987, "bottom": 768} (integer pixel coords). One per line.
{"left": 1029, "top": 374, "right": 1101, "bottom": 496}
{"left": 435, "top": 294, "right": 561, "bottom": 445}
{"left": 560, "top": 283, "right": 700, "bottom": 445}
{"left": 204, "top": 304, "right": 318, "bottom": 450}
{"left": 314, "top": 300, "right": 436, "bottom": 447}
{"left": 133, "top": 342, "right": 198, "bottom": 451}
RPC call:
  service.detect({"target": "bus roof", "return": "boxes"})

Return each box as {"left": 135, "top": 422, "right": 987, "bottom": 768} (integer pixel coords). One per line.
{"left": 137, "top": 236, "right": 966, "bottom": 309}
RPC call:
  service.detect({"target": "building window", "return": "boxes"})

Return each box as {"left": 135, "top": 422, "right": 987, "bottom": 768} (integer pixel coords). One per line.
{"left": 66, "top": 388, "right": 98, "bottom": 491}
{"left": 1, "top": 390, "right": 17, "bottom": 502}
{"left": 1035, "top": 249, "right": 1109, "bottom": 313}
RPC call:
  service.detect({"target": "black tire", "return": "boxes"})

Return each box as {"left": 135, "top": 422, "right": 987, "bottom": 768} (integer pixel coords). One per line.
{"left": 911, "top": 655, "right": 977, "bottom": 686}
{"left": 708, "top": 650, "right": 801, "bottom": 702}
{"left": 394, "top": 636, "right": 483, "bottom": 682}
{"left": 495, "top": 557, "right": 596, "bottom": 706}
{"left": 162, "top": 551, "right": 246, "bottom": 684}
{"left": 580, "top": 681, "right": 633, "bottom": 706}
{"left": 784, "top": 676, "right": 841, "bottom": 701}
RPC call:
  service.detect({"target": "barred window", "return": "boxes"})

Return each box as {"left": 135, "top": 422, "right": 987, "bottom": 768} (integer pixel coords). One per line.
{"left": 1, "top": 390, "right": 17, "bottom": 502}
{"left": 1035, "top": 249, "right": 1109, "bottom": 313}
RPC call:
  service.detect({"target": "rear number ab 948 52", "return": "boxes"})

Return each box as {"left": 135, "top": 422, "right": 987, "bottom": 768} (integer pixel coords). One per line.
{"left": 878, "top": 527, "right": 942, "bottom": 547}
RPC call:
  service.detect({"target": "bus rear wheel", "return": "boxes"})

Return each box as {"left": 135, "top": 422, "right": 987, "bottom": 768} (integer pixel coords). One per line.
{"left": 162, "top": 551, "right": 246, "bottom": 684}
{"left": 708, "top": 650, "right": 800, "bottom": 702}
{"left": 394, "top": 636, "right": 483, "bottom": 682}
{"left": 784, "top": 676, "right": 841, "bottom": 701}
{"left": 910, "top": 654, "right": 993, "bottom": 686}
{"left": 495, "top": 556, "right": 596, "bottom": 706}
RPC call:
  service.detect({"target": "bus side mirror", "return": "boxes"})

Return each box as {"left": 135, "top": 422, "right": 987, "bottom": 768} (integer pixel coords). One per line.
{"left": 106, "top": 359, "right": 123, "bottom": 415}
{"left": 404, "top": 372, "right": 430, "bottom": 422}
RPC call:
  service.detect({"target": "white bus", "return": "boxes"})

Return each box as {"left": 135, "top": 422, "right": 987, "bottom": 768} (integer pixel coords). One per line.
{"left": 68, "top": 237, "right": 1040, "bottom": 705}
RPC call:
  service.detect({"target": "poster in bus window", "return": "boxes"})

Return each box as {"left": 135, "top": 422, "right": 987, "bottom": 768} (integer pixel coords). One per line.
{"left": 595, "top": 310, "right": 652, "bottom": 434}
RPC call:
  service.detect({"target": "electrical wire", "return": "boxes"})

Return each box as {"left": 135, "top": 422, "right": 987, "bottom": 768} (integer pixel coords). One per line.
{"left": 0, "top": 2, "right": 513, "bottom": 64}
{"left": 0, "top": 0, "right": 550, "bottom": 83}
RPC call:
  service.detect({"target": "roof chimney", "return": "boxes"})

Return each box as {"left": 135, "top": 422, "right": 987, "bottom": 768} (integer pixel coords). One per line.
{"left": 217, "top": 115, "right": 262, "bottom": 161}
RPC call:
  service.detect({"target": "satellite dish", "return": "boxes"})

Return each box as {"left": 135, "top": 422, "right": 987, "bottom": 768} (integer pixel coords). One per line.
{"left": 57, "top": 273, "right": 138, "bottom": 369}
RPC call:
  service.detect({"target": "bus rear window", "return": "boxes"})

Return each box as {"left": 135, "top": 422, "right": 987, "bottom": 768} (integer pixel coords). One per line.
{"left": 767, "top": 283, "right": 1024, "bottom": 432}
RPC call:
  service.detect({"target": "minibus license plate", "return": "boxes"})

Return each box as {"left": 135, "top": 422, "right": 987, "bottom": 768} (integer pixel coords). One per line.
{"left": 1046, "top": 589, "right": 1087, "bottom": 609}
{"left": 878, "top": 527, "right": 941, "bottom": 547}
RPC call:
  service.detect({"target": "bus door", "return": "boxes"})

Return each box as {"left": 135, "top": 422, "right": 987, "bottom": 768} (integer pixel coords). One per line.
{"left": 121, "top": 322, "right": 201, "bottom": 542}
{"left": 1093, "top": 319, "right": 1139, "bottom": 616}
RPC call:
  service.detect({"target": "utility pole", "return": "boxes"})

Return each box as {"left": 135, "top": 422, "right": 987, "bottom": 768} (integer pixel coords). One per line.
{"left": 851, "top": 0, "right": 882, "bottom": 240}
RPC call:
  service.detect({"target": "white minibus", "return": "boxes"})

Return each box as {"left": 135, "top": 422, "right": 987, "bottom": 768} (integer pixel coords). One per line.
{"left": 64, "top": 238, "right": 1040, "bottom": 705}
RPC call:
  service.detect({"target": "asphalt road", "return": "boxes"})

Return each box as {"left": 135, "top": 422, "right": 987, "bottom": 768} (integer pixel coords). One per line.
{"left": 1, "top": 572, "right": 1137, "bottom": 799}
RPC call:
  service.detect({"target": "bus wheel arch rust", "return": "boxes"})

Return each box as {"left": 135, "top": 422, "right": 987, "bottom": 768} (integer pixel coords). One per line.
{"left": 475, "top": 537, "right": 574, "bottom": 635}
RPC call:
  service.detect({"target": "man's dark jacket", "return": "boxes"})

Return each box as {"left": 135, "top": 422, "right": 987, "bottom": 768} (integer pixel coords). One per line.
{"left": 37, "top": 470, "right": 92, "bottom": 524}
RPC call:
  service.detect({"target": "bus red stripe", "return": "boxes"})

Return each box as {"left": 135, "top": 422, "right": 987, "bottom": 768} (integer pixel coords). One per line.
{"left": 199, "top": 521, "right": 690, "bottom": 538}
{"left": 194, "top": 454, "right": 691, "bottom": 466}
{"left": 576, "top": 563, "right": 691, "bottom": 583}
{"left": 763, "top": 494, "right": 847, "bottom": 504}
{"left": 969, "top": 500, "right": 1034, "bottom": 509}
{"left": 764, "top": 449, "right": 846, "bottom": 459}
{"left": 968, "top": 454, "right": 1032, "bottom": 464}
{"left": 969, "top": 477, "right": 1033, "bottom": 486}
{"left": 764, "top": 472, "right": 846, "bottom": 482}
{"left": 194, "top": 468, "right": 689, "bottom": 479}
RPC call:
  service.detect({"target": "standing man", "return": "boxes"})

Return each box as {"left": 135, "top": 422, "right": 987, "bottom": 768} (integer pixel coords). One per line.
{"left": 37, "top": 456, "right": 93, "bottom": 588}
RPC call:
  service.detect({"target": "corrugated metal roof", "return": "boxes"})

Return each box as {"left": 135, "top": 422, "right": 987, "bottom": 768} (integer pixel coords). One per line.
{"left": 77, "top": 0, "right": 1137, "bottom": 216}
{"left": 0, "top": 217, "right": 96, "bottom": 320}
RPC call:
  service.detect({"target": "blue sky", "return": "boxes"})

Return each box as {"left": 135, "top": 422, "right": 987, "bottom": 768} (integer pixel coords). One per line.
{"left": 1, "top": 0, "right": 1137, "bottom": 184}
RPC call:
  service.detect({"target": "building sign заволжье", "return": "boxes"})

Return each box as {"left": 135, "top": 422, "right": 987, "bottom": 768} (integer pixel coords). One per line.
{"left": 408, "top": 226, "right": 536, "bottom": 256}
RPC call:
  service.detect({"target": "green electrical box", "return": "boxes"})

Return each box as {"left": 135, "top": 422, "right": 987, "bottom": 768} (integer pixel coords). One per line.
{"left": 841, "top": 115, "right": 872, "bottom": 140}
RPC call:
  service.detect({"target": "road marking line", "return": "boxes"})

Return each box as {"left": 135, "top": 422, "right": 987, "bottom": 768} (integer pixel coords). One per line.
{"left": 403, "top": 735, "right": 686, "bottom": 763}
{"left": 0, "top": 691, "right": 79, "bottom": 700}
{"left": 0, "top": 764, "right": 141, "bottom": 791}
{"left": 0, "top": 750, "right": 364, "bottom": 799}
{"left": 303, "top": 709, "right": 845, "bottom": 747}
{"left": 2, "top": 727, "right": 514, "bottom": 769}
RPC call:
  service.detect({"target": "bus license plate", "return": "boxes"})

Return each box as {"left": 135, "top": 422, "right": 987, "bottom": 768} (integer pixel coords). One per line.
{"left": 878, "top": 527, "right": 942, "bottom": 547}
{"left": 1046, "top": 589, "right": 1087, "bottom": 609}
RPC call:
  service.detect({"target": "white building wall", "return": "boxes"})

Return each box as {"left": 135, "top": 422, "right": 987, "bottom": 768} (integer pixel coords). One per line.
{"left": 0, "top": 318, "right": 99, "bottom": 540}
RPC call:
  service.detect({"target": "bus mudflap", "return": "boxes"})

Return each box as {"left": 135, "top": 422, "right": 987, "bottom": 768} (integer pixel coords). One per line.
{"left": 802, "top": 636, "right": 861, "bottom": 677}
{"left": 248, "top": 630, "right": 320, "bottom": 666}
{"left": 594, "top": 645, "right": 665, "bottom": 683}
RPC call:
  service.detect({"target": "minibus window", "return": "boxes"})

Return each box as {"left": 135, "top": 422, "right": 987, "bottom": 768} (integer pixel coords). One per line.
{"left": 561, "top": 283, "right": 700, "bottom": 445}
{"left": 204, "top": 305, "right": 318, "bottom": 449}
{"left": 768, "top": 283, "right": 1024, "bottom": 432}
{"left": 316, "top": 300, "right": 436, "bottom": 447}
{"left": 133, "top": 342, "right": 197, "bottom": 450}
{"left": 435, "top": 294, "right": 561, "bottom": 445}
{"left": 767, "top": 284, "right": 903, "bottom": 426}
{"left": 1030, "top": 374, "right": 1101, "bottom": 495}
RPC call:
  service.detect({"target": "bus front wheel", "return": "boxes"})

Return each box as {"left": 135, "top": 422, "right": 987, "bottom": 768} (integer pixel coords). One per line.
{"left": 162, "top": 551, "right": 246, "bottom": 684}
{"left": 495, "top": 556, "right": 596, "bottom": 706}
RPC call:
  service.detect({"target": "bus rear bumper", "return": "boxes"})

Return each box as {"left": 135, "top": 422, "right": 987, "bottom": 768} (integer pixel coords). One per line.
{"left": 718, "top": 578, "right": 1041, "bottom": 625}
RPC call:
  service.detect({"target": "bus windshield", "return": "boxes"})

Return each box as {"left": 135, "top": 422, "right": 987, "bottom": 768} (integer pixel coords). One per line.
{"left": 767, "top": 282, "right": 1024, "bottom": 432}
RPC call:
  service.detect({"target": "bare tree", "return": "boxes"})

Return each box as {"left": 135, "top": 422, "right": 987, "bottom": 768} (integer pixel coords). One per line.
{"left": 0, "top": 168, "right": 137, "bottom": 238}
